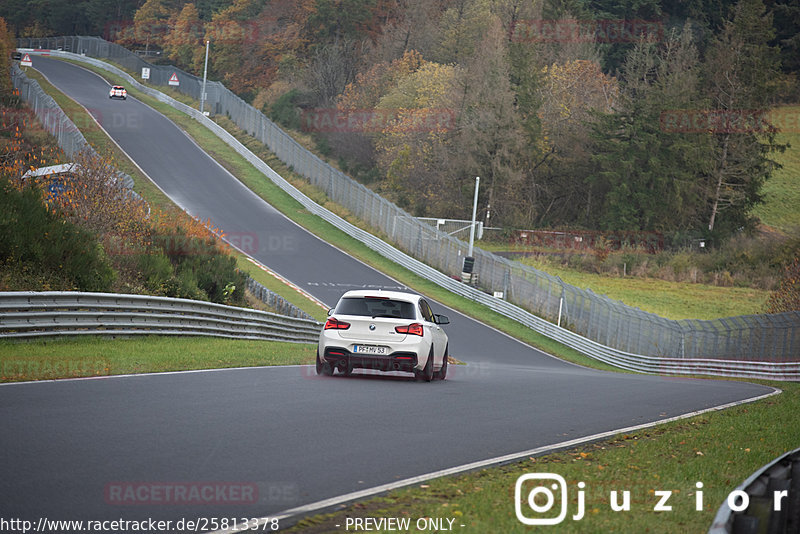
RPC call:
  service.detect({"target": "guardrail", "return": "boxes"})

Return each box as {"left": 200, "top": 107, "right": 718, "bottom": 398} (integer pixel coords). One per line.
{"left": 17, "top": 49, "right": 800, "bottom": 381}
{"left": 709, "top": 446, "right": 800, "bottom": 533}
{"left": 246, "top": 277, "right": 317, "bottom": 321}
{"left": 0, "top": 292, "right": 322, "bottom": 343}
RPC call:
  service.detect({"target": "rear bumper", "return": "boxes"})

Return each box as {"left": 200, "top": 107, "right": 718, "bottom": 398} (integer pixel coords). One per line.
{"left": 323, "top": 347, "right": 418, "bottom": 373}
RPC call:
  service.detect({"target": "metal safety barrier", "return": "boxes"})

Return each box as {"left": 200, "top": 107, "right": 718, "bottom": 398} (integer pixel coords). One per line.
{"left": 15, "top": 45, "right": 800, "bottom": 380}
{"left": 0, "top": 292, "right": 322, "bottom": 343}
{"left": 246, "top": 277, "right": 316, "bottom": 321}
{"left": 709, "top": 446, "right": 800, "bottom": 533}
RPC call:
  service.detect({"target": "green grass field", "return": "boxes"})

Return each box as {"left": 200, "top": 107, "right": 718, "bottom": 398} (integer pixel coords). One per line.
{"left": 753, "top": 105, "right": 800, "bottom": 233}
{"left": 514, "top": 257, "right": 770, "bottom": 320}
{"left": 0, "top": 336, "right": 314, "bottom": 381}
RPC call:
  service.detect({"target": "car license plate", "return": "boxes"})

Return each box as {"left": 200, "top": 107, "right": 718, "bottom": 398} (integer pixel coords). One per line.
{"left": 353, "top": 345, "right": 387, "bottom": 355}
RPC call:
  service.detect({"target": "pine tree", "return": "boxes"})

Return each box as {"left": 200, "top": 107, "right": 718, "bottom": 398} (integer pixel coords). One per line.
{"left": 702, "top": 0, "right": 784, "bottom": 236}
{"left": 588, "top": 26, "right": 708, "bottom": 232}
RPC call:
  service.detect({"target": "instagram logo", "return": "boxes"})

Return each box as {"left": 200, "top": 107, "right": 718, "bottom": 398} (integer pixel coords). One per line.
{"left": 515, "top": 473, "right": 584, "bottom": 525}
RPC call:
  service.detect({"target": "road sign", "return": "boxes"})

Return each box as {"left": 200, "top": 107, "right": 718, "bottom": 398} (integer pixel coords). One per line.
{"left": 168, "top": 72, "right": 179, "bottom": 86}
{"left": 21, "top": 53, "right": 32, "bottom": 67}
{"left": 141, "top": 67, "right": 150, "bottom": 80}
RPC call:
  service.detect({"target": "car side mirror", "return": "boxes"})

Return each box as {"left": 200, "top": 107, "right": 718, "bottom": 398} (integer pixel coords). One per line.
{"left": 327, "top": 308, "right": 334, "bottom": 316}
{"left": 435, "top": 314, "right": 449, "bottom": 325}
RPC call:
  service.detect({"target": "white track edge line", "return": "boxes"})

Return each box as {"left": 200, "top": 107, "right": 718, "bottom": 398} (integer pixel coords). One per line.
{"left": 209, "top": 387, "right": 781, "bottom": 534}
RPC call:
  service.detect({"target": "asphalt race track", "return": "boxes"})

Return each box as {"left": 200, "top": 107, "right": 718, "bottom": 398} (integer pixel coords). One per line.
{"left": 0, "top": 56, "right": 776, "bottom": 530}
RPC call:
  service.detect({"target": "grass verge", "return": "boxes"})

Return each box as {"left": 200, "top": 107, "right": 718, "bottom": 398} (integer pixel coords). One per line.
{"left": 287, "top": 382, "right": 795, "bottom": 534}
{"left": 0, "top": 336, "right": 315, "bottom": 381}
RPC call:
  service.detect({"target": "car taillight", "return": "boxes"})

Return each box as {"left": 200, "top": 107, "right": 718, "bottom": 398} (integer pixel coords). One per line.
{"left": 395, "top": 323, "right": 424, "bottom": 336}
{"left": 324, "top": 317, "right": 350, "bottom": 330}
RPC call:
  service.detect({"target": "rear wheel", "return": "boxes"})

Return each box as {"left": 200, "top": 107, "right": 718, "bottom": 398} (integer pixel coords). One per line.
{"left": 415, "top": 346, "right": 434, "bottom": 382}
{"left": 434, "top": 344, "right": 449, "bottom": 380}
{"left": 316, "top": 350, "right": 333, "bottom": 376}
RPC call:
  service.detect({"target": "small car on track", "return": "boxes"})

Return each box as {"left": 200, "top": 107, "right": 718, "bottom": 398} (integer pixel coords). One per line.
{"left": 317, "top": 290, "right": 450, "bottom": 381}
{"left": 109, "top": 85, "right": 127, "bottom": 100}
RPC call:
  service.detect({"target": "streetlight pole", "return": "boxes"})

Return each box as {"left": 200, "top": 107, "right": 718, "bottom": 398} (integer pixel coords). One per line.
{"left": 200, "top": 40, "right": 210, "bottom": 114}
{"left": 468, "top": 176, "right": 480, "bottom": 257}
{"left": 461, "top": 176, "right": 480, "bottom": 285}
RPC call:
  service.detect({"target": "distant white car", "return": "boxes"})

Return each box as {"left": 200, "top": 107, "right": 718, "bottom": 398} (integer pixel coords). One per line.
{"left": 317, "top": 290, "right": 450, "bottom": 381}
{"left": 109, "top": 85, "right": 127, "bottom": 100}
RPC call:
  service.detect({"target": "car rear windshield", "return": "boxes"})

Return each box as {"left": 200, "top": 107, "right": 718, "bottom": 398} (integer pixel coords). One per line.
{"left": 335, "top": 297, "right": 416, "bottom": 319}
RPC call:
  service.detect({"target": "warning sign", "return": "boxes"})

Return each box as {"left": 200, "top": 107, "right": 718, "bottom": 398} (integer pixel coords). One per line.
{"left": 168, "top": 72, "right": 179, "bottom": 86}
{"left": 20, "top": 53, "right": 32, "bottom": 67}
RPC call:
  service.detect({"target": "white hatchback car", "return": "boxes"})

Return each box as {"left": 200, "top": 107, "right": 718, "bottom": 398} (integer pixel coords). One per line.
{"left": 317, "top": 290, "right": 450, "bottom": 381}
{"left": 109, "top": 85, "right": 127, "bottom": 100}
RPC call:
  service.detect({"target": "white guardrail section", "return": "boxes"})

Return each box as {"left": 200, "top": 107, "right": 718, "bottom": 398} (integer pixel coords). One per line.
{"left": 22, "top": 50, "right": 800, "bottom": 381}
{"left": 0, "top": 292, "right": 322, "bottom": 343}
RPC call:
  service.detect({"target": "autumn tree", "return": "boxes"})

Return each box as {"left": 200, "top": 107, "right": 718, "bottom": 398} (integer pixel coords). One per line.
{"left": 367, "top": 0, "right": 445, "bottom": 63}
{"left": 123, "top": 0, "right": 180, "bottom": 52}
{"left": 51, "top": 151, "right": 150, "bottom": 242}
{"left": 327, "top": 50, "right": 423, "bottom": 170}
{"left": 305, "top": 37, "right": 365, "bottom": 106}
{"left": 372, "top": 59, "right": 460, "bottom": 214}
{"left": 524, "top": 59, "right": 617, "bottom": 226}
{"left": 766, "top": 254, "right": 800, "bottom": 313}
{"left": 445, "top": 16, "right": 527, "bottom": 226}
{"left": 306, "top": 0, "right": 389, "bottom": 43}
{"left": 0, "top": 18, "right": 14, "bottom": 103}
{"left": 205, "top": 0, "right": 274, "bottom": 96}
{"left": 434, "top": 0, "right": 492, "bottom": 64}
{"left": 164, "top": 3, "right": 204, "bottom": 71}
{"left": 538, "top": 60, "right": 617, "bottom": 156}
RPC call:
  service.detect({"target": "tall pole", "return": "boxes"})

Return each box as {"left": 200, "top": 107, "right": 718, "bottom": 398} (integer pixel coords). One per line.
{"left": 468, "top": 176, "right": 480, "bottom": 257}
{"left": 200, "top": 40, "right": 210, "bottom": 114}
